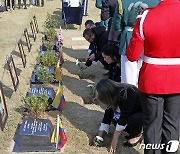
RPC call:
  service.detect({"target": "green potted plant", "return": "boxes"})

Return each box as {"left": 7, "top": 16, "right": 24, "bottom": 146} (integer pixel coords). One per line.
{"left": 42, "top": 40, "right": 55, "bottom": 51}
{"left": 36, "top": 64, "right": 54, "bottom": 83}
{"left": 37, "top": 50, "right": 58, "bottom": 67}
{"left": 43, "top": 13, "right": 57, "bottom": 42}
{"left": 22, "top": 94, "right": 49, "bottom": 116}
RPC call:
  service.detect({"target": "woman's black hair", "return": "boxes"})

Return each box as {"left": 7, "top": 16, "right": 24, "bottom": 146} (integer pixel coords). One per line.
{"left": 95, "top": 79, "right": 137, "bottom": 110}
{"left": 101, "top": 44, "right": 120, "bottom": 63}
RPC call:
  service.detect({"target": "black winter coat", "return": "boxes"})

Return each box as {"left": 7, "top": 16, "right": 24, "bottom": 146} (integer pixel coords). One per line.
{"left": 109, "top": 62, "right": 121, "bottom": 82}
{"left": 101, "top": 0, "right": 117, "bottom": 21}
{"left": 102, "top": 85, "right": 142, "bottom": 127}
{"left": 85, "top": 26, "right": 108, "bottom": 67}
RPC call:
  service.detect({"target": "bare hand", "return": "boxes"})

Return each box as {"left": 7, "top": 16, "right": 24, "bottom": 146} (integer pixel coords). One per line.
{"left": 109, "top": 138, "right": 118, "bottom": 153}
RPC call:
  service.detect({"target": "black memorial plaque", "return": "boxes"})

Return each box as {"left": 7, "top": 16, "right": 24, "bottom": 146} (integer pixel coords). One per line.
{"left": 26, "top": 85, "right": 55, "bottom": 103}
{"left": 31, "top": 71, "right": 40, "bottom": 84}
{"left": 40, "top": 46, "right": 46, "bottom": 56}
{"left": 13, "top": 117, "right": 56, "bottom": 152}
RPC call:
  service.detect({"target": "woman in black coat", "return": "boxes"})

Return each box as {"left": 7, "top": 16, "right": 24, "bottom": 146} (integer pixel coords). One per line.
{"left": 102, "top": 44, "right": 121, "bottom": 82}
{"left": 93, "top": 79, "right": 143, "bottom": 153}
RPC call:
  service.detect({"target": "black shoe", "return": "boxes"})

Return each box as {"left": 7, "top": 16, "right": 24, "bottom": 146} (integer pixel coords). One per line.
{"left": 123, "top": 135, "right": 143, "bottom": 147}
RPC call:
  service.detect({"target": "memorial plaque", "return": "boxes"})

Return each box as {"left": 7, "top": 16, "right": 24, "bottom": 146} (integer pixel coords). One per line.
{"left": 33, "top": 15, "right": 39, "bottom": 33}
{"left": 24, "top": 28, "right": 32, "bottom": 52}
{"left": 7, "top": 55, "right": 19, "bottom": 91}
{"left": 0, "top": 82, "right": 8, "bottom": 131}
{"left": 30, "top": 20, "right": 36, "bottom": 42}
{"left": 18, "top": 39, "right": 27, "bottom": 68}
{"left": 13, "top": 117, "right": 56, "bottom": 152}
{"left": 40, "top": 49, "right": 46, "bottom": 57}
{"left": 31, "top": 71, "right": 40, "bottom": 84}
{"left": 26, "top": 85, "right": 55, "bottom": 103}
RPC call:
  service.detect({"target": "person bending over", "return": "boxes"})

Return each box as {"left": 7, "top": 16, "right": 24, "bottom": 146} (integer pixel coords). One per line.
{"left": 81, "top": 27, "right": 109, "bottom": 70}
{"left": 102, "top": 44, "right": 121, "bottom": 82}
{"left": 93, "top": 79, "right": 143, "bottom": 153}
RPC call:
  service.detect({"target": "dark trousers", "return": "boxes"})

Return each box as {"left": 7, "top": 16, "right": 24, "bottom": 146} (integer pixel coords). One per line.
{"left": 111, "top": 112, "right": 142, "bottom": 138}
{"left": 7, "top": 0, "right": 15, "bottom": 7}
{"left": 18, "top": 0, "right": 26, "bottom": 8}
{"left": 124, "top": 112, "right": 142, "bottom": 138}
{"left": 140, "top": 93, "right": 180, "bottom": 154}
{"left": 103, "top": 108, "right": 142, "bottom": 138}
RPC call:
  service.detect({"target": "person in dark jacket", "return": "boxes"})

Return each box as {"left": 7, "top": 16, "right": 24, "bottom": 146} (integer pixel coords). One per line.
{"left": 81, "top": 26, "right": 109, "bottom": 69}
{"left": 102, "top": 44, "right": 121, "bottom": 82}
{"left": 96, "top": 0, "right": 117, "bottom": 30}
{"left": 84, "top": 19, "right": 101, "bottom": 29}
{"left": 93, "top": 79, "right": 143, "bottom": 153}
{"left": 101, "top": 0, "right": 117, "bottom": 30}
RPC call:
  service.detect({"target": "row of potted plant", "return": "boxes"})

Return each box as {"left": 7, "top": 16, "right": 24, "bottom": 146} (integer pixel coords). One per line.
{"left": 23, "top": 13, "right": 64, "bottom": 116}
{"left": 33, "top": 13, "right": 60, "bottom": 84}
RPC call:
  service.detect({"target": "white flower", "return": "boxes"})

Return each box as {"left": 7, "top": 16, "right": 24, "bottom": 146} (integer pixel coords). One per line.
{"left": 75, "top": 59, "right": 80, "bottom": 65}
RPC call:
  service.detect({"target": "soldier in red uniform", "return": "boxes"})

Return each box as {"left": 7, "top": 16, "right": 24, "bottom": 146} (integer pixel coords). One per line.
{"left": 126, "top": 0, "right": 180, "bottom": 154}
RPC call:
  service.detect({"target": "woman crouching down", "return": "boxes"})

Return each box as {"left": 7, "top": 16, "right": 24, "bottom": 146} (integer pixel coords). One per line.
{"left": 93, "top": 79, "right": 143, "bottom": 153}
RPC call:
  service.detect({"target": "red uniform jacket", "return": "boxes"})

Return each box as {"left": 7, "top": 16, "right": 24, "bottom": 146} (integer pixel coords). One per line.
{"left": 126, "top": 0, "right": 180, "bottom": 94}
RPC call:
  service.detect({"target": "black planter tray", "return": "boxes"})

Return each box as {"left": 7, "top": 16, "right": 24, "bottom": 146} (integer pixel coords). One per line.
{"left": 40, "top": 44, "right": 47, "bottom": 52}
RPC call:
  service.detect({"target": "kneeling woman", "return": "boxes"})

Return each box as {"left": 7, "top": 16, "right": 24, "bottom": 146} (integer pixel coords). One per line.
{"left": 93, "top": 79, "right": 143, "bottom": 153}
{"left": 102, "top": 44, "right": 121, "bottom": 82}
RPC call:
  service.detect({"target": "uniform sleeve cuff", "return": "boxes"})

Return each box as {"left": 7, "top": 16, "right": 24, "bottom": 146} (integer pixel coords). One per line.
{"left": 99, "top": 123, "right": 110, "bottom": 133}
{"left": 115, "top": 124, "right": 127, "bottom": 131}
{"left": 88, "top": 49, "right": 92, "bottom": 54}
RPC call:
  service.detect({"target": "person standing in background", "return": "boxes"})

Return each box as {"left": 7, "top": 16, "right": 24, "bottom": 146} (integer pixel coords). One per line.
{"left": 18, "top": 0, "right": 27, "bottom": 9}
{"left": 126, "top": 0, "right": 180, "bottom": 154}
{"left": 83, "top": 0, "right": 88, "bottom": 16}
{"left": 111, "top": 0, "right": 158, "bottom": 86}
{"left": 95, "top": 0, "right": 117, "bottom": 30}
